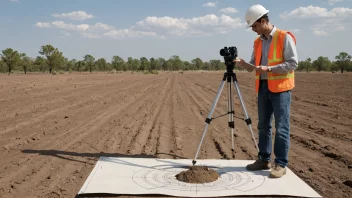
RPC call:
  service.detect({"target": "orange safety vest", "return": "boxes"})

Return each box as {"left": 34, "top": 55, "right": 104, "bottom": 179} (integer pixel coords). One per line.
{"left": 254, "top": 28, "right": 296, "bottom": 93}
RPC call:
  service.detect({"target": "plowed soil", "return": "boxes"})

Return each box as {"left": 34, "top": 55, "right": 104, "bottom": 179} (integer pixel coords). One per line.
{"left": 0, "top": 71, "right": 351, "bottom": 198}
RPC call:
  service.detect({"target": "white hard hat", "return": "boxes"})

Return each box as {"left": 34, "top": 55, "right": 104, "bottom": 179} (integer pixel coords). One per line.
{"left": 245, "top": 4, "right": 269, "bottom": 27}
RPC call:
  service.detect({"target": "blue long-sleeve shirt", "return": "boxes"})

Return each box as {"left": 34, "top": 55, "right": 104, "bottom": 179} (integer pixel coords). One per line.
{"left": 249, "top": 26, "right": 298, "bottom": 79}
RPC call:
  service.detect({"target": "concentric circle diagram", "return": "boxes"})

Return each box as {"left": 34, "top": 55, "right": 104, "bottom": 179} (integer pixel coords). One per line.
{"left": 132, "top": 165, "right": 266, "bottom": 192}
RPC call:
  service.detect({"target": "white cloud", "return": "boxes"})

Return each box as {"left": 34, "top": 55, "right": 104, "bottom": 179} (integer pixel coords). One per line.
{"left": 137, "top": 16, "right": 188, "bottom": 30}
{"left": 52, "top": 11, "right": 94, "bottom": 21}
{"left": 36, "top": 21, "right": 115, "bottom": 33}
{"left": 313, "top": 29, "right": 329, "bottom": 36}
{"left": 184, "top": 14, "right": 220, "bottom": 26}
{"left": 220, "top": 7, "right": 239, "bottom": 14}
{"left": 35, "top": 20, "right": 159, "bottom": 39}
{"left": 331, "top": 7, "right": 352, "bottom": 17}
{"left": 35, "top": 13, "right": 246, "bottom": 39}
{"left": 51, "top": 21, "right": 90, "bottom": 31}
{"left": 280, "top": 6, "right": 352, "bottom": 35}
{"left": 34, "top": 22, "right": 51, "bottom": 28}
{"left": 136, "top": 14, "right": 245, "bottom": 36}
{"left": 280, "top": 6, "right": 334, "bottom": 19}
{"left": 203, "top": 1, "right": 217, "bottom": 7}
{"left": 280, "top": 6, "right": 352, "bottom": 19}
{"left": 90, "top": 22, "right": 115, "bottom": 31}
{"left": 103, "top": 29, "right": 159, "bottom": 40}
{"left": 9, "top": 0, "right": 20, "bottom": 3}
{"left": 218, "top": 14, "right": 243, "bottom": 28}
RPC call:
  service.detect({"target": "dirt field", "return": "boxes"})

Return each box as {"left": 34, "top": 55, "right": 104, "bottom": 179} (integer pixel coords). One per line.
{"left": 0, "top": 71, "right": 351, "bottom": 198}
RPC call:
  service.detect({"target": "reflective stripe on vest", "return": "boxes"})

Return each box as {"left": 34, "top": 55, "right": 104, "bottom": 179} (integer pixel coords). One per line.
{"left": 268, "top": 72, "right": 294, "bottom": 80}
{"left": 268, "top": 31, "right": 283, "bottom": 64}
{"left": 255, "top": 73, "right": 294, "bottom": 80}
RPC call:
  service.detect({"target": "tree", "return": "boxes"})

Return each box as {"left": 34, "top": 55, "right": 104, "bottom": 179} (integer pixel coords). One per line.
{"left": 191, "top": 58, "right": 204, "bottom": 70}
{"left": 132, "top": 59, "right": 140, "bottom": 71}
{"left": 335, "top": 52, "right": 351, "bottom": 73}
{"left": 164, "top": 60, "right": 173, "bottom": 71}
{"left": 203, "top": 62, "right": 211, "bottom": 70}
{"left": 154, "top": 58, "right": 161, "bottom": 70}
{"left": 312, "top": 56, "right": 330, "bottom": 72}
{"left": 150, "top": 57, "right": 157, "bottom": 72}
{"left": 169, "top": 55, "right": 184, "bottom": 71}
{"left": 183, "top": 61, "right": 191, "bottom": 70}
{"left": 330, "top": 61, "right": 339, "bottom": 73}
{"left": 75, "top": 60, "right": 85, "bottom": 71}
{"left": 298, "top": 58, "right": 312, "bottom": 72}
{"left": 17, "top": 53, "right": 33, "bottom": 74}
{"left": 21, "top": 55, "right": 33, "bottom": 74}
{"left": 61, "top": 57, "right": 69, "bottom": 71}
{"left": 0, "top": 59, "right": 6, "bottom": 73}
{"left": 306, "top": 58, "right": 311, "bottom": 73}
{"left": 209, "top": 60, "right": 223, "bottom": 71}
{"left": 96, "top": 58, "right": 107, "bottom": 71}
{"left": 127, "top": 57, "right": 133, "bottom": 71}
{"left": 112, "top": 56, "right": 125, "bottom": 71}
{"left": 34, "top": 56, "right": 46, "bottom": 72}
{"left": 84, "top": 54, "right": 95, "bottom": 73}
{"left": 67, "top": 59, "right": 76, "bottom": 72}
{"left": 38, "top": 45, "right": 64, "bottom": 73}
{"left": 139, "top": 57, "right": 149, "bottom": 71}
{"left": 1, "top": 48, "right": 20, "bottom": 74}
{"left": 158, "top": 58, "right": 166, "bottom": 71}
{"left": 0, "top": 60, "right": 4, "bottom": 73}
{"left": 347, "top": 60, "right": 352, "bottom": 72}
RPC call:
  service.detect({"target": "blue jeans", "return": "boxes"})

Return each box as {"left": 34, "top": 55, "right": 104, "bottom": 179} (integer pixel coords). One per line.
{"left": 257, "top": 80, "right": 291, "bottom": 167}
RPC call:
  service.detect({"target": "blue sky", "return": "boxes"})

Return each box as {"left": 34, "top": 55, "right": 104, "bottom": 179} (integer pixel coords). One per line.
{"left": 1, "top": 0, "right": 351, "bottom": 63}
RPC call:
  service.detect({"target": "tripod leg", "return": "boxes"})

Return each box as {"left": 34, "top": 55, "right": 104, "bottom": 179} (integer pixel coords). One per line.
{"left": 233, "top": 80, "right": 259, "bottom": 152}
{"left": 227, "top": 76, "right": 235, "bottom": 158}
{"left": 192, "top": 79, "right": 226, "bottom": 165}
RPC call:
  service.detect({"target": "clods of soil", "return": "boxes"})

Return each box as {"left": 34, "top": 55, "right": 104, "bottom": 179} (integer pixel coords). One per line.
{"left": 175, "top": 166, "right": 219, "bottom": 183}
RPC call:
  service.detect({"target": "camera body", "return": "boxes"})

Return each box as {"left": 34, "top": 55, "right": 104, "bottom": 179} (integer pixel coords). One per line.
{"left": 220, "top": 46, "right": 238, "bottom": 72}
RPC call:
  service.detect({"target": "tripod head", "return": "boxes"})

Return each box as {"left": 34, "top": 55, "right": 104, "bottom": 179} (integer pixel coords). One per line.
{"left": 220, "top": 46, "right": 238, "bottom": 73}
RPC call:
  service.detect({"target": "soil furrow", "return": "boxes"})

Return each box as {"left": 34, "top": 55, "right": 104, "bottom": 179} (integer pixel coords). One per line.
{"left": 0, "top": 72, "right": 351, "bottom": 198}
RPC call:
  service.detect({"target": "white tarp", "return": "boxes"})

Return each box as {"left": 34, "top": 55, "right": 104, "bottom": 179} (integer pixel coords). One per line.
{"left": 78, "top": 157, "right": 321, "bottom": 197}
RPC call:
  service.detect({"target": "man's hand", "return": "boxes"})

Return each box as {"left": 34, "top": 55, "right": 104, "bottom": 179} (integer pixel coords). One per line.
{"left": 234, "top": 57, "right": 246, "bottom": 68}
{"left": 234, "top": 57, "right": 255, "bottom": 72}
{"left": 255, "top": 66, "right": 269, "bottom": 74}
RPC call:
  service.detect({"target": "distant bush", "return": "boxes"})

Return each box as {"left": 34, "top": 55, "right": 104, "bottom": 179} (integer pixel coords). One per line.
{"left": 143, "top": 70, "right": 158, "bottom": 75}
{"left": 108, "top": 69, "right": 117, "bottom": 74}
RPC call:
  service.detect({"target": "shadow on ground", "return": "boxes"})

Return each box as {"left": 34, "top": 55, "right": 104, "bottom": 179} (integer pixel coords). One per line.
{"left": 22, "top": 149, "right": 157, "bottom": 164}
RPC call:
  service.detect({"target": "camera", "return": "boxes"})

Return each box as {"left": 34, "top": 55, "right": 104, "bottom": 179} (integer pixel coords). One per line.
{"left": 220, "top": 46, "right": 238, "bottom": 72}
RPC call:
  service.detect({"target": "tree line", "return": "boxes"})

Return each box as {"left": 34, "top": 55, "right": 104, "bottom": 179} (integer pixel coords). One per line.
{"left": 0, "top": 44, "right": 351, "bottom": 74}
{"left": 297, "top": 53, "right": 352, "bottom": 73}
{"left": 0, "top": 45, "right": 226, "bottom": 74}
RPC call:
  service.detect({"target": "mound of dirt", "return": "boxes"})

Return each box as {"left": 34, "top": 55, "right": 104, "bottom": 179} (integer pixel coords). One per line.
{"left": 175, "top": 166, "right": 219, "bottom": 183}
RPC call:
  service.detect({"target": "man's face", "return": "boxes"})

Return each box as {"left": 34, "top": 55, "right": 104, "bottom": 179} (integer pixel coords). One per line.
{"left": 251, "top": 20, "right": 264, "bottom": 35}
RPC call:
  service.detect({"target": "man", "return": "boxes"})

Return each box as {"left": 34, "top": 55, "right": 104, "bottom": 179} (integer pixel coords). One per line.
{"left": 234, "top": 4, "right": 298, "bottom": 178}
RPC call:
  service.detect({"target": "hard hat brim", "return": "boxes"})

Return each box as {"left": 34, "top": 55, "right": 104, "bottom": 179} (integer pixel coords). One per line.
{"left": 247, "top": 10, "right": 269, "bottom": 28}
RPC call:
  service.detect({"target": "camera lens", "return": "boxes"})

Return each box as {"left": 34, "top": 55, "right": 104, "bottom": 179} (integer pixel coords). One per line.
{"left": 220, "top": 49, "right": 226, "bottom": 56}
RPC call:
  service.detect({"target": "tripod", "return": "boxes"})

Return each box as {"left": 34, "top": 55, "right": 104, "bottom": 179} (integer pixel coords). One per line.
{"left": 192, "top": 69, "right": 259, "bottom": 165}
